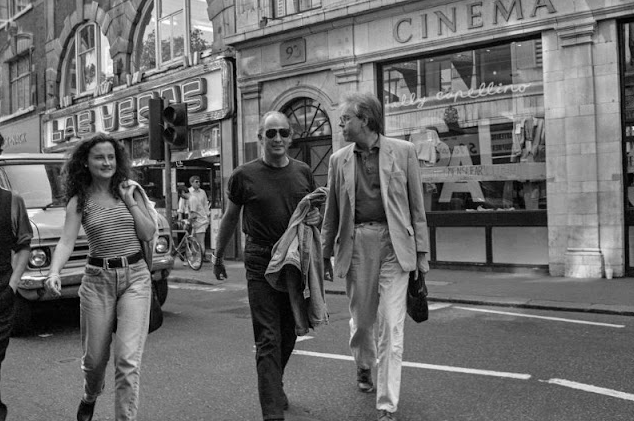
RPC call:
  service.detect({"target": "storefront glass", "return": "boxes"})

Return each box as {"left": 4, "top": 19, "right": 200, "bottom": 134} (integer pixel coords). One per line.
{"left": 382, "top": 39, "right": 546, "bottom": 213}
{"left": 191, "top": 124, "right": 220, "bottom": 151}
{"left": 623, "top": 23, "right": 634, "bottom": 212}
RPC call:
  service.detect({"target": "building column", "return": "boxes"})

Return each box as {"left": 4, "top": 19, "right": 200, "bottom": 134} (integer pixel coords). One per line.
{"left": 545, "top": 20, "right": 611, "bottom": 278}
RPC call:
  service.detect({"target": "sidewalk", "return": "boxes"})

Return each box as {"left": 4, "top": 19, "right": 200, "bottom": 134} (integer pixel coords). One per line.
{"left": 168, "top": 260, "right": 634, "bottom": 316}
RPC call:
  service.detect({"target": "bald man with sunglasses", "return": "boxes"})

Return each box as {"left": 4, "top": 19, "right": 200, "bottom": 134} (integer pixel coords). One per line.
{"left": 212, "top": 111, "right": 321, "bottom": 421}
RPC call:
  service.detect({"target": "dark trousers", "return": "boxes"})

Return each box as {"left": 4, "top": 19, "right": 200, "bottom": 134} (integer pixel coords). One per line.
{"left": 245, "top": 241, "right": 297, "bottom": 420}
{"left": 0, "top": 271, "right": 15, "bottom": 421}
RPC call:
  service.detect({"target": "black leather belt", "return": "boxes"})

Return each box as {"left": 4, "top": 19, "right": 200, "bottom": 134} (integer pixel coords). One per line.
{"left": 87, "top": 251, "right": 144, "bottom": 269}
{"left": 354, "top": 221, "right": 387, "bottom": 227}
{"left": 246, "top": 235, "right": 275, "bottom": 248}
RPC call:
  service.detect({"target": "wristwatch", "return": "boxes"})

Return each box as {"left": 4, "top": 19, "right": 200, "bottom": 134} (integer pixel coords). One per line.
{"left": 211, "top": 253, "right": 223, "bottom": 266}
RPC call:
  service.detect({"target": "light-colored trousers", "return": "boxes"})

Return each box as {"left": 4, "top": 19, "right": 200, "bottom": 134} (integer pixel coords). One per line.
{"left": 346, "top": 222, "right": 409, "bottom": 413}
{"left": 78, "top": 259, "right": 151, "bottom": 421}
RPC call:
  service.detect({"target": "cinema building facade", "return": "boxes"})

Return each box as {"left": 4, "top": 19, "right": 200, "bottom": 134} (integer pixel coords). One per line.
{"left": 220, "top": 0, "right": 634, "bottom": 277}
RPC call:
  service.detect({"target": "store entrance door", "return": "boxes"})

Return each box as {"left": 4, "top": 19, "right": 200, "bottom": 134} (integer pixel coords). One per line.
{"left": 282, "top": 97, "right": 333, "bottom": 187}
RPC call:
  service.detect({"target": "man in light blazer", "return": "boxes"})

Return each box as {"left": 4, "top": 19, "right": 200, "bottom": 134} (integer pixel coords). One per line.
{"left": 322, "top": 92, "right": 429, "bottom": 421}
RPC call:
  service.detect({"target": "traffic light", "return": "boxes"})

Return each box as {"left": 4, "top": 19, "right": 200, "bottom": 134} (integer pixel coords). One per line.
{"left": 163, "top": 103, "right": 188, "bottom": 149}
{"left": 148, "top": 97, "right": 164, "bottom": 161}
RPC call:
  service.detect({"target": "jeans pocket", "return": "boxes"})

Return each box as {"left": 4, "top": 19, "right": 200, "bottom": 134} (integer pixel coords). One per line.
{"left": 244, "top": 242, "right": 272, "bottom": 276}
{"left": 84, "top": 264, "right": 103, "bottom": 277}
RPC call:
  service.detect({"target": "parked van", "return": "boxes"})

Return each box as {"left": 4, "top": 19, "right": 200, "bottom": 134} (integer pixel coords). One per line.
{"left": 0, "top": 153, "right": 174, "bottom": 334}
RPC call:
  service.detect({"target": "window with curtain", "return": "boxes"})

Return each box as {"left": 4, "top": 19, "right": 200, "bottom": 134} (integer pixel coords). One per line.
{"left": 132, "top": 0, "right": 214, "bottom": 73}
{"left": 61, "top": 23, "right": 114, "bottom": 98}
{"left": 273, "top": 0, "right": 321, "bottom": 18}
{"left": 0, "top": 0, "right": 29, "bottom": 19}
{"left": 9, "top": 53, "right": 30, "bottom": 113}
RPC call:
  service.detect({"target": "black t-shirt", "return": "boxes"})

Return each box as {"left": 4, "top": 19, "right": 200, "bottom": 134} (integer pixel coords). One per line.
{"left": 227, "top": 158, "right": 316, "bottom": 244}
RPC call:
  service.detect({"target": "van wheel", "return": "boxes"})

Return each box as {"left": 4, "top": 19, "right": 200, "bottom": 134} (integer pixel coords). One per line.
{"left": 153, "top": 278, "right": 168, "bottom": 307}
{"left": 11, "top": 294, "right": 33, "bottom": 336}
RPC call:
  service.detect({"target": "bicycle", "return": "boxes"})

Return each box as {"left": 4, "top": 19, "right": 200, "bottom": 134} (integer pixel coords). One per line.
{"left": 171, "top": 220, "right": 203, "bottom": 270}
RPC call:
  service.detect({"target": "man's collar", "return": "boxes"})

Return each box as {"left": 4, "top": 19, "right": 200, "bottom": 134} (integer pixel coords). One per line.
{"left": 353, "top": 134, "right": 381, "bottom": 153}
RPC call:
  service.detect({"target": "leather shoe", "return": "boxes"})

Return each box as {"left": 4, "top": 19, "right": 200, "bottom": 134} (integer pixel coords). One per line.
{"left": 77, "top": 399, "right": 96, "bottom": 421}
{"left": 378, "top": 409, "right": 397, "bottom": 421}
{"left": 356, "top": 367, "right": 375, "bottom": 393}
{"left": 0, "top": 401, "right": 8, "bottom": 421}
{"left": 283, "top": 390, "right": 289, "bottom": 410}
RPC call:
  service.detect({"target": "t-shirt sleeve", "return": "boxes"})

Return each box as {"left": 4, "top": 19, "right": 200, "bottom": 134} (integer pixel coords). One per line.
{"left": 227, "top": 170, "right": 245, "bottom": 206}
{"left": 12, "top": 193, "right": 33, "bottom": 251}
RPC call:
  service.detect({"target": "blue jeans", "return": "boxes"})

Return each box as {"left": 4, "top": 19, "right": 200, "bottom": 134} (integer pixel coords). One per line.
{"left": 78, "top": 260, "right": 151, "bottom": 421}
{"left": 0, "top": 271, "right": 14, "bottom": 421}
{"left": 245, "top": 241, "right": 297, "bottom": 420}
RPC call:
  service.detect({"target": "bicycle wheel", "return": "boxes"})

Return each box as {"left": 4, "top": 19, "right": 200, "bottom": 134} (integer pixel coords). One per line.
{"left": 185, "top": 236, "right": 203, "bottom": 270}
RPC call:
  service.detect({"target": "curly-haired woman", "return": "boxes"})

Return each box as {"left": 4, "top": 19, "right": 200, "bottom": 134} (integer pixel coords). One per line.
{"left": 45, "top": 133, "right": 156, "bottom": 421}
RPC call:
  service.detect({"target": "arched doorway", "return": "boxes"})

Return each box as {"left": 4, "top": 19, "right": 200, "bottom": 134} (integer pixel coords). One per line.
{"left": 282, "top": 98, "right": 333, "bottom": 187}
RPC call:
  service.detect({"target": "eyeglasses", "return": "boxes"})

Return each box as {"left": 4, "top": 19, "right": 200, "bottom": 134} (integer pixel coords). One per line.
{"left": 339, "top": 114, "right": 357, "bottom": 125}
{"left": 264, "top": 128, "right": 291, "bottom": 139}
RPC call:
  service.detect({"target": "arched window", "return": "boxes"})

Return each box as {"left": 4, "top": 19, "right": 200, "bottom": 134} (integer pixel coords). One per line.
{"left": 282, "top": 98, "right": 332, "bottom": 187}
{"left": 61, "top": 23, "right": 114, "bottom": 98}
{"left": 132, "top": 0, "right": 214, "bottom": 73}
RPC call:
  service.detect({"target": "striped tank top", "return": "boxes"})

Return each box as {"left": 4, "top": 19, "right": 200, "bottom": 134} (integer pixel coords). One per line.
{"left": 82, "top": 197, "right": 141, "bottom": 258}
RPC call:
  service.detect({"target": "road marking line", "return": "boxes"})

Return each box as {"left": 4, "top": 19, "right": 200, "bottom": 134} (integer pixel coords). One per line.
{"left": 292, "top": 350, "right": 531, "bottom": 380}
{"left": 429, "top": 303, "right": 452, "bottom": 311}
{"left": 296, "top": 336, "right": 314, "bottom": 343}
{"left": 541, "top": 378, "right": 634, "bottom": 402}
{"left": 169, "top": 285, "right": 226, "bottom": 292}
{"left": 455, "top": 306, "right": 625, "bottom": 328}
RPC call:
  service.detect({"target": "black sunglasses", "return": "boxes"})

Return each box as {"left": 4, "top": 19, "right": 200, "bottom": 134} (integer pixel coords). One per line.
{"left": 264, "top": 128, "right": 291, "bottom": 139}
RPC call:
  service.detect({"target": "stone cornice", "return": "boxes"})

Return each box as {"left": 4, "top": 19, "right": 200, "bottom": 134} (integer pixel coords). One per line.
{"left": 332, "top": 63, "right": 361, "bottom": 85}
{"left": 239, "top": 82, "right": 261, "bottom": 100}
{"left": 556, "top": 21, "right": 596, "bottom": 48}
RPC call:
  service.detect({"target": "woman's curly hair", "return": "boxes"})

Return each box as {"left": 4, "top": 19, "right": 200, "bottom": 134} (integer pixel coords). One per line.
{"left": 62, "top": 133, "right": 133, "bottom": 213}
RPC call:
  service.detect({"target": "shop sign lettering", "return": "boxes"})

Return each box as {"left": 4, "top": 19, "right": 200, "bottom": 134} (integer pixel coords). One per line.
{"left": 393, "top": 0, "right": 557, "bottom": 43}
{"left": 50, "top": 77, "right": 208, "bottom": 143}
{"left": 3, "top": 132, "right": 28, "bottom": 147}
{"left": 419, "top": 141, "right": 546, "bottom": 203}
{"left": 421, "top": 161, "right": 547, "bottom": 182}
{"left": 386, "top": 82, "right": 533, "bottom": 112}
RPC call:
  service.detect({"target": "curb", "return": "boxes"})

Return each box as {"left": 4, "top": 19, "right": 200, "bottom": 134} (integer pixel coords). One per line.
{"left": 168, "top": 276, "right": 634, "bottom": 317}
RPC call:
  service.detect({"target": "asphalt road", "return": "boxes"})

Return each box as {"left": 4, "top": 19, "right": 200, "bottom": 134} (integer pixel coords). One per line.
{"left": 2, "top": 281, "right": 633, "bottom": 421}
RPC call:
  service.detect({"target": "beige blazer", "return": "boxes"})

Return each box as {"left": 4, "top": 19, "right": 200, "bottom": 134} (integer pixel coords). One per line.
{"left": 321, "top": 135, "right": 429, "bottom": 279}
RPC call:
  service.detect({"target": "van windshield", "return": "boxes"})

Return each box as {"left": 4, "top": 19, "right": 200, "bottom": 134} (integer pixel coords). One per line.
{"left": 4, "top": 163, "right": 65, "bottom": 209}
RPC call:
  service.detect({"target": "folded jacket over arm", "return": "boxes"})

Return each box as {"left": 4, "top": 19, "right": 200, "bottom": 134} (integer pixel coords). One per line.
{"left": 265, "top": 187, "right": 330, "bottom": 336}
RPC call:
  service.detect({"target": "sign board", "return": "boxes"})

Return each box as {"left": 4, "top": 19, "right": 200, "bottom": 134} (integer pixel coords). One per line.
{"left": 0, "top": 115, "right": 41, "bottom": 153}
{"left": 43, "top": 59, "right": 233, "bottom": 148}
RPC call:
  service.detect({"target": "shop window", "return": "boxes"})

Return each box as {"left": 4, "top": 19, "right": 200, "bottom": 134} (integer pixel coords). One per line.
{"left": 283, "top": 97, "right": 332, "bottom": 187}
{"left": 191, "top": 124, "right": 220, "bottom": 151}
{"left": 61, "top": 23, "right": 114, "bottom": 98}
{"left": 273, "top": 0, "right": 320, "bottom": 18}
{"left": 8, "top": 53, "right": 30, "bottom": 113}
{"left": 382, "top": 39, "right": 545, "bottom": 212}
{"left": 131, "top": 137, "right": 151, "bottom": 162}
{"left": 132, "top": 0, "right": 214, "bottom": 73}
